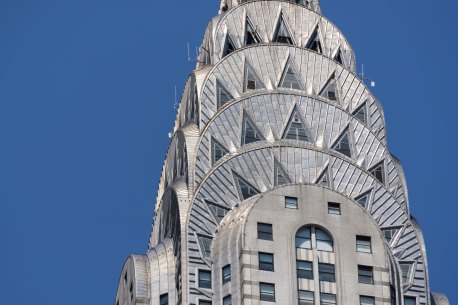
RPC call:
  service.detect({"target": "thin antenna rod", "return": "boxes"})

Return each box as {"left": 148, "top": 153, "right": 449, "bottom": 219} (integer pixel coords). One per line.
{"left": 187, "top": 43, "right": 191, "bottom": 62}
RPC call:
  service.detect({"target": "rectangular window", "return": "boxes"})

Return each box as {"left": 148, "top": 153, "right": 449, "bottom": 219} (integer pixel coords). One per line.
{"left": 320, "top": 293, "right": 337, "bottom": 305}
{"left": 223, "top": 295, "right": 232, "bottom": 305}
{"left": 222, "top": 265, "right": 231, "bottom": 284}
{"left": 297, "top": 260, "right": 313, "bottom": 279}
{"left": 328, "top": 202, "right": 341, "bottom": 215}
{"left": 200, "top": 300, "right": 212, "bottom": 305}
{"left": 404, "top": 297, "right": 416, "bottom": 305}
{"left": 298, "top": 290, "right": 314, "bottom": 305}
{"left": 259, "top": 252, "right": 274, "bottom": 271}
{"left": 358, "top": 265, "right": 374, "bottom": 284}
{"left": 260, "top": 283, "right": 276, "bottom": 302}
{"left": 160, "top": 294, "right": 169, "bottom": 305}
{"left": 318, "top": 263, "right": 335, "bottom": 282}
{"left": 257, "top": 223, "right": 273, "bottom": 240}
{"left": 198, "top": 270, "right": 211, "bottom": 289}
{"left": 360, "top": 296, "right": 375, "bottom": 305}
{"left": 285, "top": 196, "right": 298, "bottom": 209}
{"left": 356, "top": 235, "right": 372, "bottom": 253}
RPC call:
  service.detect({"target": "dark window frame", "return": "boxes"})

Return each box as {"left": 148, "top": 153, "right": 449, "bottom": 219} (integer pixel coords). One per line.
{"left": 259, "top": 252, "right": 274, "bottom": 271}
{"left": 257, "top": 222, "right": 273, "bottom": 241}
{"left": 259, "top": 282, "right": 276, "bottom": 302}
{"left": 198, "top": 270, "right": 212, "bottom": 289}
{"left": 222, "top": 265, "right": 231, "bottom": 284}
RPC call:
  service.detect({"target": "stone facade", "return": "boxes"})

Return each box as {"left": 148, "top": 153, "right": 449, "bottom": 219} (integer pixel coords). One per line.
{"left": 114, "top": 2, "right": 449, "bottom": 305}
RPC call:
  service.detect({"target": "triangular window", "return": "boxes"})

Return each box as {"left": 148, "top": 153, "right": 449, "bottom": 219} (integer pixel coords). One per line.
{"left": 381, "top": 227, "right": 401, "bottom": 245}
{"left": 282, "top": 107, "right": 311, "bottom": 142}
{"left": 216, "top": 80, "right": 233, "bottom": 109}
{"left": 244, "top": 61, "right": 265, "bottom": 92}
{"left": 399, "top": 262, "right": 414, "bottom": 285}
{"left": 331, "top": 129, "right": 352, "bottom": 158}
{"left": 306, "top": 26, "right": 323, "bottom": 53}
{"left": 233, "top": 171, "right": 260, "bottom": 200}
{"left": 369, "top": 161, "right": 385, "bottom": 185}
{"left": 334, "top": 48, "right": 343, "bottom": 65}
{"left": 273, "top": 15, "right": 293, "bottom": 44}
{"left": 223, "top": 33, "right": 236, "bottom": 57}
{"left": 319, "top": 74, "right": 339, "bottom": 102}
{"left": 241, "top": 111, "right": 265, "bottom": 145}
{"left": 316, "top": 167, "right": 330, "bottom": 187}
{"left": 212, "top": 137, "right": 229, "bottom": 164}
{"left": 197, "top": 234, "right": 213, "bottom": 258}
{"left": 205, "top": 200, "right": 230, "bottom": 222}
{"left": 355, "top": 190, "right": 371, "bottom": 208}
{"left": 245, "top": 18, "right": 261, "bottom": 46}
{"left": 274, "top": 159, "right": 291, "bottom": 186}
{"left": 279, "top": 60, "right": 302, "bottom": 90}
{"left": 353, "top": 102, "right": 368, "bottom": 125}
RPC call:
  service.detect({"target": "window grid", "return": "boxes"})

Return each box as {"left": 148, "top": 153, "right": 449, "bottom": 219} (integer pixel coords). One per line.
{"left": 257, "top": 223, "right": 273, "bottom": 240}
{"left": 360, "top": 296, "right": 375, "bottom": 305}
{"left": 198, "top": 270, "right": 211, "bottom": 289}
{"left": 356, "top": 235, "right": 372, "bottom": 253}
{"left": 259, "top": 252, "right": 274, "bottom": 271}
{"left": 298, "top": 290, "right": 314, "bottom": 305}
{"left": 222, "top": 265, "right": 231, "bottom": 284}
{"left": 259, "top": 283, "right": 276, "bottom": 302}
{"left": 318, "top": 263, "right": 335, "bottom": 282}
{"left": 285, "top": 196, "right": 298, "bottom": 209}
{"left": 358, "top": 265, "right": 374, "bottom": 284}
{"left": 297, "top": 260, "right": 313, "bottom": 279}
{"left": 328, "top": 202, "right": 341, "bottom": 215}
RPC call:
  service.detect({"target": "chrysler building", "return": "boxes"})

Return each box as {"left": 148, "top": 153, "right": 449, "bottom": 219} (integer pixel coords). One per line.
{"left": 114, "top": 2, "right": 450, "bottom": 305}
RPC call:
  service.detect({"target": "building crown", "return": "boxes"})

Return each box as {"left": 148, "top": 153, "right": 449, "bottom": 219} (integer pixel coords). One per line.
{"left": 220, "top": 0, "right": 321, "bottom": 14}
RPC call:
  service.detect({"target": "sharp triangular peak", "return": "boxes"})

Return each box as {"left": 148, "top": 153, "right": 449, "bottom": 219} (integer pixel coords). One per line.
{"left": 274, "top": 158, "right": 292, "bottom": 186}
{"left": 316, "top": 166, "right": 331, "bottom": 187}
{"left": 331, "top": 128, "right": 352, "bottom": 158}
{"left": 333, "top": 47, "right": 344, "bottom": 65}
{"left": 278, "top": 57, "right": 303, "bottom": 90}
{"left": 305, "top": 25, "right": 323, "bottom": 54}
{"left": 354, "top": 189, "right": 372, "bottom": 208}
{"left": 243, "top": 60, "right": 266, "bottom": 92}
{"left": 282, "top": 106, "right": 312, "bottom": 142}
{"left": 205, "top": 199, "right": 230, "bottom": 223}
{"left": 368, "top": 160, "right": 385, "bottom": 185}
{"left": 245, "top": 17, "right": 262, "bottom": 46}
{"left": 381, "top": 226, "right": 403, "bottom": 246}
{"left": 232, "top": 170, "right": 260, "bottom": 200}
{"left": 241, "top": 110, "right": 265, "bottom": 145}
{"left": 211, "top": 136, "right": 229, "bottom": 165}
{"left": 319, "top": 73, "right": 339, "bottom": 102}
{"left": 353, "top": 101, "right": 368, "bottom": 125}
{"left": 273, "top": 13, "right": 294, "bottom": 45}
{"left": 216, "top": 79, "right": 234, "bottom": 109}
{"left": 222, "top": 33, "right": 236, "bottom": 57}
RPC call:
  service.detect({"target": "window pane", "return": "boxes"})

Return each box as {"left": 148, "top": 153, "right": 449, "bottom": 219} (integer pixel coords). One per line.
{"left": 297, "top": 260, "right": 313, "bottom": 279}
{"left": 316, "top": 228, "right": 334, "bottom": 252}
{"left": 285, "top": 196, "right": 298, "bottom": 209}
{"left": 296, "top": 227, "right": 312, "bottom": 249}
{"left": 404, "top": 297, "right": 416, "bottom": 305}
{"left": 257, "top": 223, "right": 273, "bottom": 240}
{"left": 160, "top": 294, "right": 168, "bottom": 305}
{"left": 328, "top": 202, "right": 341, "bottom": 215}
{"left": 222, "top": 265, "right": 231, "bottom": 284}
{"left": 223, "top": 295, "right": 232, "bottom": 305}
{"left": 360, "top": 296, "right": 375, "bottom": 305}
{"left": 259, "top": 253, "right": 274, "bottom": 271}
{"left": 320, "top": 293, "right": 336, "bottom": 305}
{"left": 200, "top": 301, "right": 212, "bottom": 305}
{"left": 356, "top": 236, "right": 372, "bottom": 253}
{"left": 319, "top": 263, "right": 335, "bottom": 282}
{"left": 198, "top": 270, "right": 211, "bottom": 289}
{"left": 299, "top": 290, "right": 314, "bottom": 305}
{"left": 358, "top": 266, "right": 374, "bottom": 284}
{"left": 260, "top": 283, "right": 275, "bottom": 302}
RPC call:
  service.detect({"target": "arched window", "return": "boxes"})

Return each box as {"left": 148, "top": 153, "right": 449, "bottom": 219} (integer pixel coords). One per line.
{"left": 295, "top": 226, "right": 334, "bottom": 252}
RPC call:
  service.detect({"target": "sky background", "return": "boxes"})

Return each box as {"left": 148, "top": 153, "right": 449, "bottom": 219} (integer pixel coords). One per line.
{"left": 1, "top": 0, "right": 457, "bottom": 304}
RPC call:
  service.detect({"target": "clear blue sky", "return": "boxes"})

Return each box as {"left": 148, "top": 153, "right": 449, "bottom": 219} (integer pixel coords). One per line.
{"left": 1, "top": 1, "right": 456, "bottom": 304}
